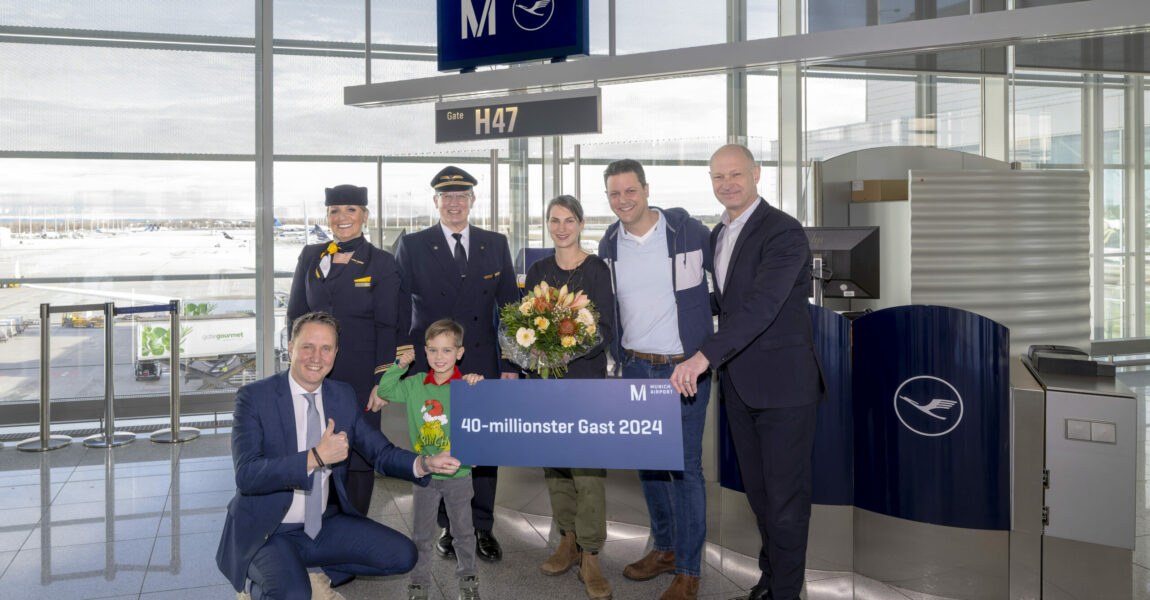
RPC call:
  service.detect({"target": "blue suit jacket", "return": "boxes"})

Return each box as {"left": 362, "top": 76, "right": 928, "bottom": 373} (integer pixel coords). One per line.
{"left": 215, "top": 372, "right": 426, "bottom": 592}
{"left": 395, "top": 224, "right": 519, "bottom": 377}
{"left": 699, "top": 199, "right": 825, "bottom": 408}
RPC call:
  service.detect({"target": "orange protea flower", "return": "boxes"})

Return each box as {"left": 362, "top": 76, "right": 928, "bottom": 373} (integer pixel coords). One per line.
{"left": 557, "top": 318, "right": 577, "bottom": 336}
{"left": 533, "top": 296, "right": 550, "bottom": 312}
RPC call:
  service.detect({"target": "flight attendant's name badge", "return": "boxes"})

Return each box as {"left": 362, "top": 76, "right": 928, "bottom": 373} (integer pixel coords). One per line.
{"left": 354, "top": 276, "right": 371, "bottom": 288}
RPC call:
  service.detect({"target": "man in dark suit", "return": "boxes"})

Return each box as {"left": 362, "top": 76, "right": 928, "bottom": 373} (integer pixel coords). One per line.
{"left": 216, "top": 312, "right": 459, "bottom": 600}
{"left": 392, "top": 166, "right": 520, "bottom": 561}
{"left": 671, "top": 144, "right": 823, "bottom": 600}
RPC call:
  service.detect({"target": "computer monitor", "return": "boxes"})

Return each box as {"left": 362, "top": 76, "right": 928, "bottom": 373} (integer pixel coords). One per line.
{"left": 804, "top": 226, "right": 880, "bottom": 299}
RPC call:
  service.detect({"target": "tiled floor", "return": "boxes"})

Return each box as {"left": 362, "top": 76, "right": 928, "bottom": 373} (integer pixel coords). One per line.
{"left": 0, "top": 427, "right": 1145, "bottom": 600}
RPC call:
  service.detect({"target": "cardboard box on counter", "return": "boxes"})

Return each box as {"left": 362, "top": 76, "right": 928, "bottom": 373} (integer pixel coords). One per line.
{"left": 850, "top": 179, "right": 908, "bottom": 202}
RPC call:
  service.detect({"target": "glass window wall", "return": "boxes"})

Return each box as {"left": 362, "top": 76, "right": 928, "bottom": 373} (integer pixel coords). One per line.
{"left": 3, "top": 2, "right": 1150, "bottom": 425}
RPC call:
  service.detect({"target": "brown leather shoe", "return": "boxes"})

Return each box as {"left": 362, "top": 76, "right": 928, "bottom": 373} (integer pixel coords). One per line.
{"left": 541, "top": 531, "right": 579, "bottom": 575}
{"left": 622, "top": 549, "right": 675, "bottom": 581}
{"left": 576, "top": 551, "right": 612, "bottom": 599}
{"left": 658, "top": 573, "right": 701, "bottom": 600}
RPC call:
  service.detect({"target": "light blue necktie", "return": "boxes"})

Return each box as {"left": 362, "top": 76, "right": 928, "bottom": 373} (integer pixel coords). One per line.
{"left": 303, "top": 392, "right": 322, "bottom": 539}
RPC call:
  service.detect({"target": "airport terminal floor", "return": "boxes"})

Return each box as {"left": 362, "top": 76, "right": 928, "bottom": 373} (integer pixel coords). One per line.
{"left": 0, "top": 414, "right": 1147, "bottom": 600}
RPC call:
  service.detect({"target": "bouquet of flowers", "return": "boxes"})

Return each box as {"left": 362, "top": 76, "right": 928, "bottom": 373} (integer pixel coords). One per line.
{"left": 498, "top": 280, "right": 601, "bottom": 379}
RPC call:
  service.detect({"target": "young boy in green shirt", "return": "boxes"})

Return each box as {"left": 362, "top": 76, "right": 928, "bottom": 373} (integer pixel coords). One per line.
{"left": 376, "top": 319, "right": 483, "bottom": 600}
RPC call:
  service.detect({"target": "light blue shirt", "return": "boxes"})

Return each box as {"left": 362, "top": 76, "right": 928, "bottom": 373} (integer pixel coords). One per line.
{"left": 614, "top": 210, "right": 684, "bottom": 355}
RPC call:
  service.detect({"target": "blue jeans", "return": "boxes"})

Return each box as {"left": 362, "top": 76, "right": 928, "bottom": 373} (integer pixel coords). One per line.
{"left": 621, "top": 353, "right": 710, "bottom": 577}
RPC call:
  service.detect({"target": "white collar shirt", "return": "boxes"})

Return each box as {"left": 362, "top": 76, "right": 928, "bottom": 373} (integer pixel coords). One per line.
{"left": 440, "top": 222, "right": 471, "bottom": 259}
{"left": 715, "top": 199, "right": 759, "bottom": 293}
{"left": 283, "top": 375, "right": 331, "bottom": 524}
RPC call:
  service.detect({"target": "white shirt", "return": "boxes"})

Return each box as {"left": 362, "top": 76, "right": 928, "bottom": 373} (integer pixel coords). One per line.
{"left": 283, "top": 375, "right": 331, "bottom": 525}
{"left": 440, "top": 222, "right": 470, "bottom": 259}
{"left": 614, "top": 210, "right": 684, "bottom": 355}
{"left": 715, "top": 199, "right": 760, "bottom": 293}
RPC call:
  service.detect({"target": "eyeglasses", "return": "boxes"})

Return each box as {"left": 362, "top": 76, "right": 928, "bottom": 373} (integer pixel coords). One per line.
{"left": 436, "top": 192, "right": 473, "bottom": 204}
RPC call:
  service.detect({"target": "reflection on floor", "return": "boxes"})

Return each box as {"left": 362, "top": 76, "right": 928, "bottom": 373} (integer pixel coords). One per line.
{"left": 0, "top": 429, "right": 1145, "bottom": 600}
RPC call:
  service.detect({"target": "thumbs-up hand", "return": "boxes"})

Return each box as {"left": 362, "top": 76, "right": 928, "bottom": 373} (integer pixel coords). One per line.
{"left": 315, "top": 418, "right": 348, "bottom": 465}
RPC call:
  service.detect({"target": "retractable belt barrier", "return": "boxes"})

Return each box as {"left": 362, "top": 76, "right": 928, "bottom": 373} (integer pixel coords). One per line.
{"left": 17, "top": 300, "right": 198, "bottom": 453}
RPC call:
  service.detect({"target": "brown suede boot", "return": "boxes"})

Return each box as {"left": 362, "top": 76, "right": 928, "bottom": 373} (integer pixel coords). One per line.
{"left": 622, "top": 549, "right": 675, "bottom": 581}
{"left": 577, "top": 550, "right": 612, "bottom": 599}
{"left": 658, "top": 573, "right": 701, "bottom": 600}
{"left": 541, "top": 531, "right": 580, "bottom": 575}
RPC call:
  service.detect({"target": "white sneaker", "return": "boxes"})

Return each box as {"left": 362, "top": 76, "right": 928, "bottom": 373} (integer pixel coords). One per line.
{"left": 308, "top": 572, "right": 346, "bottom": 600}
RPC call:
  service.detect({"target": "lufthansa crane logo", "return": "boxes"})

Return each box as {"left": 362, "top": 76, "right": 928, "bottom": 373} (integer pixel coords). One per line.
{"left": 892, "top": 375, "right": 963, "bottom": 437}
{"left": 513, "top": 0, "right": 554, "bottom": 31}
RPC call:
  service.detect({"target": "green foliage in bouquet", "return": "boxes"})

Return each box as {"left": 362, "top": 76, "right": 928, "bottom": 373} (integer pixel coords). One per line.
{"left": 498, "top": 280, "right": 601, "bottom": 379}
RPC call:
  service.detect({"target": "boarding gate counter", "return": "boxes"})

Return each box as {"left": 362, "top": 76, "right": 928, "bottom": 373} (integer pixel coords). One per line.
{"left": 755, "top": 304, "right": 1137, "bottom": 600}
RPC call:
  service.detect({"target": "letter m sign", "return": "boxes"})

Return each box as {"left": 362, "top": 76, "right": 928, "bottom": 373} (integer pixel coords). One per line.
{"left": 630, "top": 385, "right": 646, "bottom": 402}
{"left": 462, "top": 0, "right": 496, "bottom": 39}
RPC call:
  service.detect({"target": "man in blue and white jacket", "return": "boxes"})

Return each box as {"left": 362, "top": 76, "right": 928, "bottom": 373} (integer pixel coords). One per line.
{"left": 597, "top": 159, "right": 714, "bottom": 600}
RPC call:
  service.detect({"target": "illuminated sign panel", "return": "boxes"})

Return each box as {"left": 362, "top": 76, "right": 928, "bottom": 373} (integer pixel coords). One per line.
{"left": 435, "top": 88, "right": 601, "bottom": 143}
{"left": 437, "top": 0, "right": 590, "bottom": 72}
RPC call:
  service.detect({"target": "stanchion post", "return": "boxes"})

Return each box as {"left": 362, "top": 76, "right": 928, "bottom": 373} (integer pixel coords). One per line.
{"left": 84, "top": 302, "right": 134, "bottom": 448}
{"left": 151, "top": 299, "right": 199, "bottom": 443}
{"left": 17, "top": 303, "right": 71, "bottom": 452}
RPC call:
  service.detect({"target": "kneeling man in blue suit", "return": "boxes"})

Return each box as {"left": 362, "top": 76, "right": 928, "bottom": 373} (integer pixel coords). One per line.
{"left": 217, "top": 311, "right": 460, "bottom": 600}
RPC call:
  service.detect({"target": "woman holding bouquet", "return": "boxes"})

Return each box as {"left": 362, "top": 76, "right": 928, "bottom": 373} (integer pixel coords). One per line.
{"left": 524, "top": 195, "right": 615, "bottom": 600}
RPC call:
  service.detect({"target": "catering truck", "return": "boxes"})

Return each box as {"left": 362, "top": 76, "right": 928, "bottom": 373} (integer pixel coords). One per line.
{"left": 134, "top": 314, "right": 258, "bottom": 388}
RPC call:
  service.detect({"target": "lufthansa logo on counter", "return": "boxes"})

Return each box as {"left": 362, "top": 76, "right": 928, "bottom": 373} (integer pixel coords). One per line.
{"left": 513, "top": 0, "right": 555, "bottom": 31}
{"left": 892, "top": 375, "right": 963, "bottom": 437}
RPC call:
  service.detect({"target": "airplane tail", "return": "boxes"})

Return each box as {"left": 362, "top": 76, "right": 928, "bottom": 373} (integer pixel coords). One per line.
{"left": 311, "top": 225, "right": 330, "bottom": 241}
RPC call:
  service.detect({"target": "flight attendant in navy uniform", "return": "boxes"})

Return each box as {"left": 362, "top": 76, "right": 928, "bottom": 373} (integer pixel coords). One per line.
{"left": 287, "top": 184, "right": 410, "bottom": 517}
{"left": 390, "top": 166, "right": 519, "bottom": 562}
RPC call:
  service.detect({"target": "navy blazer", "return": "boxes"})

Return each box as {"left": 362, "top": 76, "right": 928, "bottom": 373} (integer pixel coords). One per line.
{"left": 395, "top": 225, "right": 519, "bottom": 377}
{"left": 215, "top": 372, "right": 426, "bottom": 592}
{"left": 286, "top": 241, "right": 411, "bottom": 404}
{"left": 699, "top": 199, "right": 824, "bottom": 408}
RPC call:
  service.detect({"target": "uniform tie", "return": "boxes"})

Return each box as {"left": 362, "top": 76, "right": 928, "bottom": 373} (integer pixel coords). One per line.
{"left": 451, "top": 233, "right": 468, "bottom": 276}
{"left": 303, "top": 392, "right": 322, "bottom": 539}
{"left": 314, "top": 235, "right": 366, "bottom": 280}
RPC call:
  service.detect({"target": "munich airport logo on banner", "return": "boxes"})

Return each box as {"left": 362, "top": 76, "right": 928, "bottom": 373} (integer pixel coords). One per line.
{"left": 892, "top": 375, "right": 964, "bottom": 437}
{"left": 462, "top": 0, "right": 556, "bottom": 38}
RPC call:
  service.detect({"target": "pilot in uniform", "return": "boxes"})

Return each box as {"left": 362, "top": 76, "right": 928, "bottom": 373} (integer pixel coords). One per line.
{"left": 393, "top": 166, "right": 519, "bottom": 561}
{"left": 287, "top": 184, "right": 410, "bottom": 516}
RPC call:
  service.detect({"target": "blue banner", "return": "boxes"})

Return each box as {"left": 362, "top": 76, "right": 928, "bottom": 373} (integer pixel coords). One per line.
{"left": 437, "top": 0, "right": 590, "bottom": 71}
{"left": 852, "top": 305, "right": 1010, "bottom": 530}
{"left": 450, "top": 379, "right": 684, "bottom": 469}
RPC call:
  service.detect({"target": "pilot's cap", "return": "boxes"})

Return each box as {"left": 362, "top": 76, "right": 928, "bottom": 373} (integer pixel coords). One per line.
{"left": 325, "top": 185, "right": 368, "bottom": 206}
{"left": 430, "top": 166, "right": 477, "bottom": 192}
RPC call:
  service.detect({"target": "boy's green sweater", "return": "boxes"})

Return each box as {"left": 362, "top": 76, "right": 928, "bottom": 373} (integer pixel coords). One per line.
{"left": 377, "top": 364, "right": 471, "bottom": 480}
